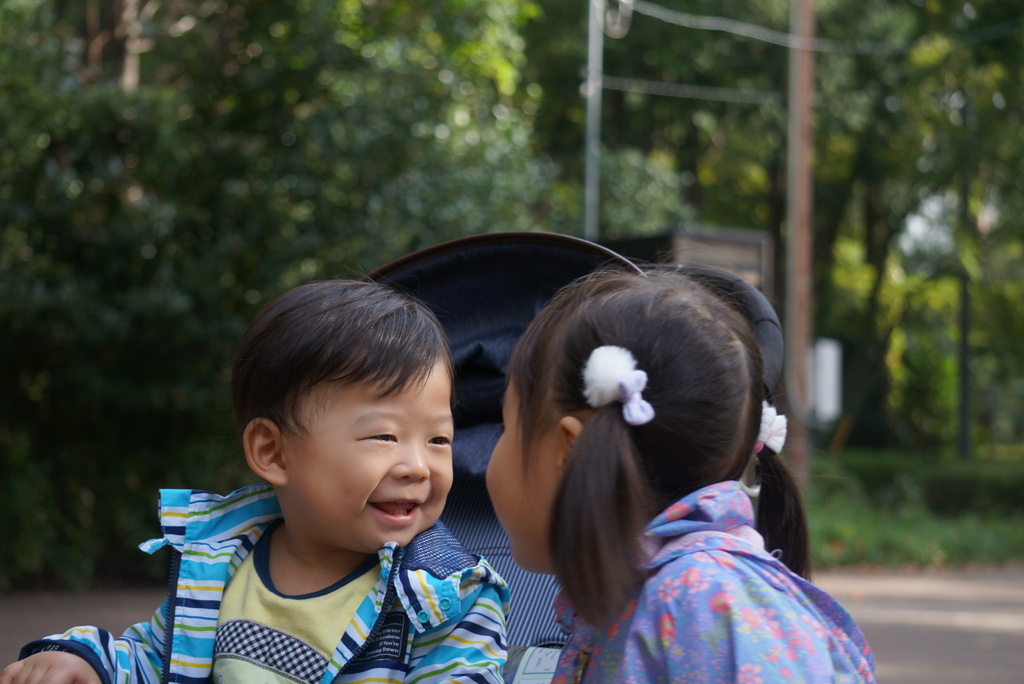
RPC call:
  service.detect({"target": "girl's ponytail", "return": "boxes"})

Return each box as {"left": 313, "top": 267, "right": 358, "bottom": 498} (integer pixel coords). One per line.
{"left": 550, "top": 405, "right": 648, "bottom": 627}
{"left": 756, "top": 447, "right": 811, "bottom": 579}
{"left": 505, "top": 269, "right": 810, "bottom": 620}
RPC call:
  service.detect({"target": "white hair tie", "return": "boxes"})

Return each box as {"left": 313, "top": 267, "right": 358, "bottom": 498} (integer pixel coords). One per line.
{"left": 755, "top": 401, "right": 787, "bottom": 454}
{"left": 582, "top": 346, "right": 655, "bottom": 426}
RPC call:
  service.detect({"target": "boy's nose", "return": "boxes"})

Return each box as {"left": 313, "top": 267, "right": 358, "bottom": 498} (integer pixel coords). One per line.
{"left": 395, "top": 444, "right": 431, "bottom": 480}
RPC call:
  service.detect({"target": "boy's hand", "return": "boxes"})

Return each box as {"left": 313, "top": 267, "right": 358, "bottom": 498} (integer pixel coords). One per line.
{"left": 0, "top": 651, "right": 102, "bottom": 684}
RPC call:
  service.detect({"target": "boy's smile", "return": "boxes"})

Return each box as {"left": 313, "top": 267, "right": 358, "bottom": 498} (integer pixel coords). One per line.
{"left": 266, "top": 360, "right": 454, "bottom": 590}
{"left": 370, "top": 499, "right": 426, "bottom": 526}
{"left": 371, "top": 500, "right": 420, "bottom": 517}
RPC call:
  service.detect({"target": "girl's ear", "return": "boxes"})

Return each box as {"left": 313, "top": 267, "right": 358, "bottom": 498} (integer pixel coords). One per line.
{"left": 555, "top": 415, "right": 585, "bottom": 476}
{"left": 243, "top": 418, "right": 289, "bottom": 486}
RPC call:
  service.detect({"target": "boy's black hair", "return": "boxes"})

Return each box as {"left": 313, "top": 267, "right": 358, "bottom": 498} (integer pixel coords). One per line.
{"left": 232, "top": 280, "right": 454, "bottom": 435}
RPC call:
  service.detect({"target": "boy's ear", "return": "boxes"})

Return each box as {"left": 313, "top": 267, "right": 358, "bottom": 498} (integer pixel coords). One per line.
{"left": 555, "top": 415, "right": 585, "bottom": 476}
{"left": 243, "top": 418, "right": 289, "bottom": 486}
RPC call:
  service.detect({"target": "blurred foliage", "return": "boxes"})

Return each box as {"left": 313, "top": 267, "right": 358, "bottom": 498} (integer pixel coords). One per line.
{"left": 808, "top": 451, "right": 1024, "bottom": 568}
{"left": 5, "top": 0, "right": 1024, "bottom": 588}
{"left": 524, "top": 0, "right": 1024, "bottom": 453}
{"left": 826, "top": 448, "right": 1024, "bottom": 517}
{"left": 0, "top": 0, "right": 554, "bottom": 589}
{"left": 598, "top": 148, "right": 698, "bottom": 240}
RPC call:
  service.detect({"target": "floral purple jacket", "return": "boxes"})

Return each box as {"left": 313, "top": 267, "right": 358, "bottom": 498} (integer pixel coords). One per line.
{"left": 552, "top": 481, "right": 875, "bottom": 683}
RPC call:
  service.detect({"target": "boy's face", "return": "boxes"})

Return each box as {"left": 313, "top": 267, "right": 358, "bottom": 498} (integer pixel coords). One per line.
{"left": 278, "top": 360, "right": 454, "bottom": 562}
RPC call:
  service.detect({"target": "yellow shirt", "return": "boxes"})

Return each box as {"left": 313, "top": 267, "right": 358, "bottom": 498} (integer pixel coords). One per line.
{"left": 213, "top": 523, "right": 378, "bottom": 684}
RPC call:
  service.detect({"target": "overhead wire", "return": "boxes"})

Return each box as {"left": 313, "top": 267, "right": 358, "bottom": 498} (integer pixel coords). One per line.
{"left": 599, "top": 1, "right": 1024, "bottom": 103}
{"left": 601, "top": 75, "right": 781, "bottom": 104}
{"left": 630, "top": 1, "right": 1024, "bottom": 55}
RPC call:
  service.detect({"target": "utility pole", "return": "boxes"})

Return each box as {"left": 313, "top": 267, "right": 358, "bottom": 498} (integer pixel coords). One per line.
{"left": 958, "top": 269, "right": 971, "bottom": 460}
{"left": 785, "top": 0, "right": 815, "bottom": 488}
{"left": 120, "top": 0, "right": 142, "bottom": 92}
{"left": 583, "top": 0, "right": 605, "bottom": 241}
{"left": 957, "top": 99, "right": 974, "bottom": 461}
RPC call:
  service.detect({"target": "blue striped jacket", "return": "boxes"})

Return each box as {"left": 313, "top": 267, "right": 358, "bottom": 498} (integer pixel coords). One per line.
{"left": 22, "top": 483, "right": 511, "bottom": 683}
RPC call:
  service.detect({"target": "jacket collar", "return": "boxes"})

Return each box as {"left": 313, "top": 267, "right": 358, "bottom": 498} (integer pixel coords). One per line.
{"left": 639, "top": 480, "right": 768, "bottom": 570}
{"left": 557, "top": 481, "right": 759, "bottom": 633}
{"left": 141, "top": 484, "right": 506, "bottom": 633}
{"left": 140, "top": 483, "right": 281, "bottom": 554}
{"left": 385, "top": 520, "right": 509, "bottom": 632}
{"left": 644, "top": 480, "right": 754, "bottom": 539}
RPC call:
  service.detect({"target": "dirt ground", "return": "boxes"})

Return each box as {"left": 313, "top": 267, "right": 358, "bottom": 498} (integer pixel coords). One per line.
{"left": 2, "top": 565, "right": 1023, "bottom": 682}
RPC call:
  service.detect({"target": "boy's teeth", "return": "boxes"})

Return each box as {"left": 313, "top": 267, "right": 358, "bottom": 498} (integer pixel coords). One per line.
{"left": 376, "top": 502, "right": 414, "bottom": 515}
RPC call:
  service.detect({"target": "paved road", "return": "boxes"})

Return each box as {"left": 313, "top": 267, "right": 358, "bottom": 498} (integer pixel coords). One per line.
{"left": 2, "top": 565, "right": 1022, "bottom": 682}
{"left": 816, "top": 564, "right": 1024, "bottom": 683}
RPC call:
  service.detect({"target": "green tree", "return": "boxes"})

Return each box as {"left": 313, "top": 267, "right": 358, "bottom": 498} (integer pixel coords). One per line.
{"left": 523, "top": 0, "right": 1024, "bottom": 453}
{"left": 0, "top": 0, "right": 543, "bottom": 588}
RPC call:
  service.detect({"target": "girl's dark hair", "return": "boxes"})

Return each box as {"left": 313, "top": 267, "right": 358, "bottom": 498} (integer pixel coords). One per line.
{"left": 507, "top": 268, "right": 809, "bottom": 626}
{"left": 232, "top": 280, "right": 453, "bottom": 435}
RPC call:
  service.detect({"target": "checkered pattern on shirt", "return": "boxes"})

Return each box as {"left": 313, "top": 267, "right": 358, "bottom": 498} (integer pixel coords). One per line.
{"left": 215, "top": 619, "right": 328, "bottom": 684}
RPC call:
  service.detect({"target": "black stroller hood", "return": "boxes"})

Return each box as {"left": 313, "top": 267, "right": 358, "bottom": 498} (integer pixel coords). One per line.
{"left": 368, "top": 232, "right": 641, "bottom": 481}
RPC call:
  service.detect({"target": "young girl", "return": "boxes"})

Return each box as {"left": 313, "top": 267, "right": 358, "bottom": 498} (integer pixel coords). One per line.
{"left": 487, "top": 268, "right": 874, "bottom": 683}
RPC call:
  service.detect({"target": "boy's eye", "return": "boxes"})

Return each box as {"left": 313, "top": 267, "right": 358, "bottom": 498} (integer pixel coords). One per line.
{"left": 429, "top": 436, "right": 452, "bottom": 446}
{"left": 374, "top": 434, "right": 397, "bottom": 442}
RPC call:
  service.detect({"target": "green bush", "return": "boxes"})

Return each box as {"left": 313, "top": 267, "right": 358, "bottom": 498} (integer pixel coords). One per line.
{"left": 921, "top": 460, "right": 1024, "bottom": 516}
{"left": 0, "top": 0, "right": 547, "bottom": 590}
{"left": 807, "top": 452, "right": 1024, "bottom": 570}
{"left": 833, "top": 449, "right": 1024, "bottom": 517}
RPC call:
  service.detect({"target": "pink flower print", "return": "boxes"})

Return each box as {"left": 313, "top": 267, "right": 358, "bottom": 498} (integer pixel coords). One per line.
{"left": 607, "top": 598, "right": 637, "bottom": 638}
{"left": 698, "top": 490, "right": 719, "bottom": 508}
{"left": 679, "top": 567, "right": 708, "bottom": 592}
{"left": 737, "top": 663, "right": 763, "bottom": 684}
{"left": 780, "top": 667, "right": 794, "bottom": 680}
{"left": 619, "top": 598, "right": 637, "bottom": 621}
{"left": 801, "top": 613, "right": 830, "bottom": 639}
{"left": 659, "top": 613, "right": 676, "bottom": 649}
{"left": 665, "top": 501, "right": 692, "bottom": 521}
{"left": 710, "top": 592, "right": 733, "bottom": 615}
{"left": 775, "top": 574, "right": 799, "bottom": 594}
{"left": 832, "top": 623, "right": 852, "bottom": 640}
{"left": 786, "top": 629, "right": 815, "bottom": 654}
{"left": 857, "top": 658, "right": 875, "bottom": 679}
{"left": 717, "top": 537, "right": 739, "bottom": 550}
{"left": 723, "top": 498, "right": 744, "bottom": 517}
{"left": 657, "top": 585, "right": 681, "bottom": 602}
{"left": 714, "top": 554, "right": 738, "bottom": 570}
{"left": 761, "top": 611, "right": 784, "bottom": 639}
{"left": 656, "top": 574, "right": 685, "bottom": 601}
{"left": 695, "top": 551, "right": 719, "bottom": 565}
{"left": 554, "top": 593, "right": 572, "bottom": 621}
{"left": 741, "top": 607, "right": 762, "bottom": 629}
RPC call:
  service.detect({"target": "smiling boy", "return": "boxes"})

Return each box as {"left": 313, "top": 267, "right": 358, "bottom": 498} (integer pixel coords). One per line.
{"left": 2, "top": 280, "right": 510, "bottom": 684}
